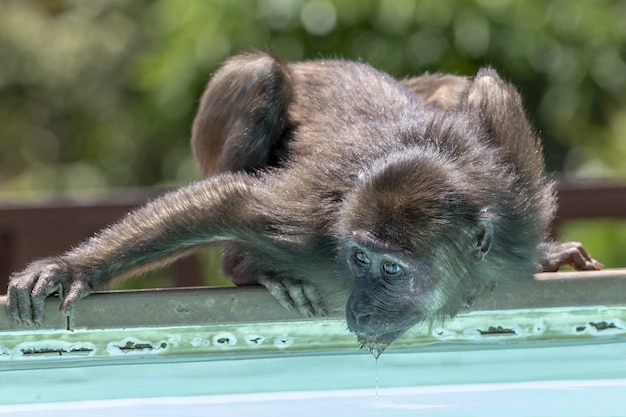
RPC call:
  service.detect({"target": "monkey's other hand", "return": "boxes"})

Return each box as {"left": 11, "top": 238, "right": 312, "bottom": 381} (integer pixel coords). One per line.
{"left": 7, "top": 258, "right": 92, "bottom": 326}
{"left": 538, "top": 241, "right": 604, "bottom": 272}
{"left": 258, "top": 276, "right": 328, "bottom": 317}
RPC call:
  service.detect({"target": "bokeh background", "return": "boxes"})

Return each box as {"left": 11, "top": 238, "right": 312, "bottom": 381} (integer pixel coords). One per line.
{"left": 1, "top": 0, "right": 625, "bottom": 286}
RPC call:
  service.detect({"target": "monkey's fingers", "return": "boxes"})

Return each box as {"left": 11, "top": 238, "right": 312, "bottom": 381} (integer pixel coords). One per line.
{"left": 539, "top": 241, "right": 604, "bottom": 272}
{"left": 259, "top": 276, "right": 327, "bottom": 317}
{"left": 281, "top": 282, "right": 317, "bottom": 317}
{"left": 59, "top": 280, "right": 93, "bottom": 318}
{"left": 259, "top": 275, "right": 296, "bottom": 311}
{"left": 303, "top": 284, "right": 328, "bottom": 317}
{"left": 8, "top": 260, "right": 63, "bottom": 326}
{"left": 563, "top": 242, "right": 604, "bottom": 271}
{"left": 7, "top": 280, "right": 37, "bottom": 327}
{"left": 7, "top": 258, "right": 92, "bottom": 326}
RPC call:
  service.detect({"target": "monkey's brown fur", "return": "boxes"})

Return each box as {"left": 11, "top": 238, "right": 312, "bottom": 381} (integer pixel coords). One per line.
{"left": 7, "top": 52, "right": 602, "bottom": 356}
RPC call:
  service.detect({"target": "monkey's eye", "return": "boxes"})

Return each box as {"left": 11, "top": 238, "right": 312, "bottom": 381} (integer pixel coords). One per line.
{"left": 382, "top": 261, "right": 402, "bottom": 276}
{"left": 353, "top": 249, "right": 370, "bottom": 266}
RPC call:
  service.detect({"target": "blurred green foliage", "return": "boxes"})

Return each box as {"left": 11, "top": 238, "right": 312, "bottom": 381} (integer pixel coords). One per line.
{"left": 2, "top": 0, "right": 626, "bottom": 192}
{"left": 560, "top": 220, "right": 626, "bottom": 269}
{"left": 0, "top": 0, "right": 624, "bottom": 274}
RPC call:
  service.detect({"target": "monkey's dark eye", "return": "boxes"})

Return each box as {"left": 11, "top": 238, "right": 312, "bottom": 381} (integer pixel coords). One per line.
{"left": 353, "top": 249, "right": 370, "bottom": 266}
{"left": 382, "top": 261, "right": 402, "bottom": 276}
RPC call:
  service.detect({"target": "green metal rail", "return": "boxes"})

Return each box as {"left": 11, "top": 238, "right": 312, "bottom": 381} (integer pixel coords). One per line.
{"left": 1, "top": 269, "right": 625, "bottom": 366}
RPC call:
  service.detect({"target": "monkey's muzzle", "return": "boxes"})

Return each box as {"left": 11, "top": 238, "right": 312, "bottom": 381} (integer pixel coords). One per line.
{"left": 347, "top": 302, "right": 410, "bottom": 358}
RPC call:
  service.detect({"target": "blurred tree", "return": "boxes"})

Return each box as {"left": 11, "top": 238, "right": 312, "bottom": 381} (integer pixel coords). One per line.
{"left": 2, "top": 0, "right": 626, "bottom": 195}
{"left": 0, "top": 0, "right": 624, "bottom": 273}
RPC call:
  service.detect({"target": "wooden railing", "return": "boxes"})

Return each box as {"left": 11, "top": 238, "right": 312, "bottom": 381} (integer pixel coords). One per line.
{"left": 551, "top": 181, "right": 626, "bottom": 230}
{"left": 1, "top": 181, "right": 625, "bottom": 291}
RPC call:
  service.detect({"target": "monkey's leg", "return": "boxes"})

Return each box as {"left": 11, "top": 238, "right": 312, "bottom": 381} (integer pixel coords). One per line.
{"left": 192, "top": 52, "right": 324, "bottom": 314}
{"left": 221, "top": 243, "right": 326, "bottom": 317}
{"left": 538, "top": 241, "right": 604, "bottom": 272}
{"left": 7, "top": 174, "right": 259, "bottom": 326}
{"left": 192, "top": 51, "right": 292, "bottom": 176}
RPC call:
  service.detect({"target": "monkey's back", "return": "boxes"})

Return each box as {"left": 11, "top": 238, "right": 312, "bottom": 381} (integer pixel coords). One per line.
{"left": 261, "top": 58, "right": 554, "bottom": 287}
{"left": 192, "top": 52, "right": 555, "bottom": 300}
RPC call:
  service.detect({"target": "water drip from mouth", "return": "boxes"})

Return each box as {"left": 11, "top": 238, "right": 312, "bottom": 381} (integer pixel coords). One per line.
{"left": 369, "top": 347, "right": 382, "bottom": 359}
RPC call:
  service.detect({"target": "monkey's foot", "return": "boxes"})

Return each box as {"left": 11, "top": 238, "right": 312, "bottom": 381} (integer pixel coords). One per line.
{"left": 538, "top": 241, "right": 604, "bottom": 272}
{"left": 258, "top": 276, "right": 328, "bottom": 317}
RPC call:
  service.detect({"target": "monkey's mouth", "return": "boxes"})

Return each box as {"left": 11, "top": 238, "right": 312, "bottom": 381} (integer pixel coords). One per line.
{"left": 357, "top": 337, "right": 389, "bottom": 359}
{"left": 347, "top": 312, "right": 412, "bottom": 358}
{"left": 346, "top": 294, "right": 417, "bottom": 358}
{"left": 355, "top": 329, "right": 405, "bottom": 359}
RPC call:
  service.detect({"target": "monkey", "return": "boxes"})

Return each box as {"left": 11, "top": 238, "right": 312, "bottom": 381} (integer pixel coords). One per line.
{"left": 7, "top": 52, "right": 602, "bottom": 357}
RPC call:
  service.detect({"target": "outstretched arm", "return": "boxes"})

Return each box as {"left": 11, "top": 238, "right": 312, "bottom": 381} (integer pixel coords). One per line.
{"left": 7, "top": 173, "right": 257, "bottom": 326}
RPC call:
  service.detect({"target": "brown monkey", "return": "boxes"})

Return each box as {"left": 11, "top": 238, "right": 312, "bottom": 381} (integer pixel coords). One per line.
{"left": 7, "top": 52, "right": 602, "bottom": 357}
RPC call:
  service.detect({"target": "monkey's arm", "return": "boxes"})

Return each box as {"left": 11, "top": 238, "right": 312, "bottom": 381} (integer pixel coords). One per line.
{"left": 7, "top": 174, "right": 257, "bottom": 326}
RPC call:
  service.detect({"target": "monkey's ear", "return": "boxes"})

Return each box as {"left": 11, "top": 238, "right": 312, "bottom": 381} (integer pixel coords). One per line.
{"left": 472, "top": 218, "right": 494, "bottom": 263}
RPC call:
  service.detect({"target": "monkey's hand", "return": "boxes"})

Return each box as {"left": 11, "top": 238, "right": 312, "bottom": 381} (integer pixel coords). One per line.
{"left": 7, "top": 257, "right": 92, "bottom": 326}
{"left": 538, "top": 241, "right": 604, "bottom": 272}
{"left": 258, "top": 276, "right": 327, "bottom": 317}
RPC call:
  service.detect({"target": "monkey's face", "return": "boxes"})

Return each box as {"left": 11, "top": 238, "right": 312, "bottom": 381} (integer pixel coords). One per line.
{"left": 344, "top": 230, "right": 437, "bottom": 357}
{"left": 338, "top": 150, "right": 495, "bottom": 357}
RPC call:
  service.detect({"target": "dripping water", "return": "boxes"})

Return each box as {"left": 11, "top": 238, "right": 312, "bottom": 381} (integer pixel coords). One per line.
{"left": 375, "top": 356, "right": 379, "bottom": 401}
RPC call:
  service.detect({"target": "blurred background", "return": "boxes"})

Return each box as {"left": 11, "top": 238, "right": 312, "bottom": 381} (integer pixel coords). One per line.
{"left": 0, "top": 0, "right": 625, "bottom": 289}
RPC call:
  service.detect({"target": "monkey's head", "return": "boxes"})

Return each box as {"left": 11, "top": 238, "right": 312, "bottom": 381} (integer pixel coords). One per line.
{"left": 338, "top": 147, "right": 497, "bottom": 357}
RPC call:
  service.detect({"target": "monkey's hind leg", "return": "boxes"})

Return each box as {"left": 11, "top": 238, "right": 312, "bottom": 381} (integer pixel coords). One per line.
{"left": 538, "top": 241, "right": 604, "bottom": 272}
